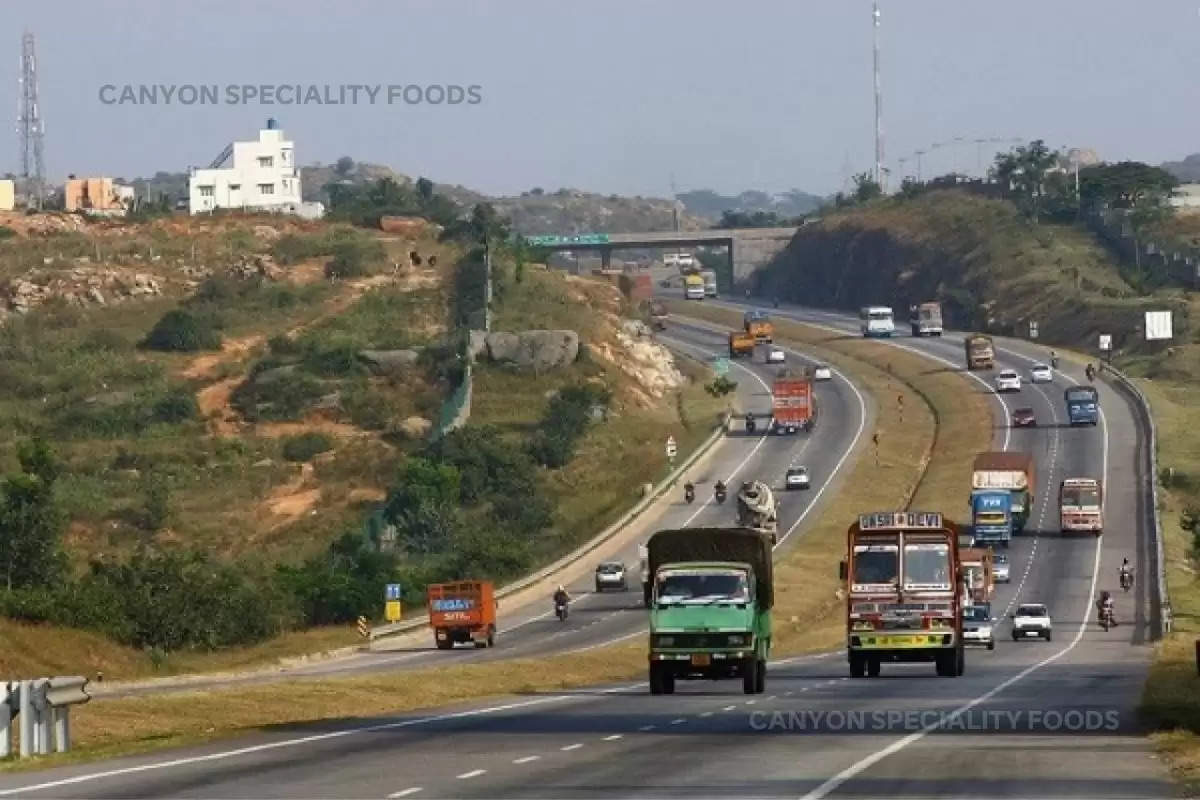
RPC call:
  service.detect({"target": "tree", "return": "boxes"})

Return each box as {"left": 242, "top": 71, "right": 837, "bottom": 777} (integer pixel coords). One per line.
{"left": 0, "top": 439, "right": 65, "bottom": 591}
{"left": 1079, "top": 162, "right": 1178, "bottom": 211}
{"left": 383, "top": 458, "right": 462, "bottom": 555}
{"left": 416, "top": 177, "right": 435, "bottom": 202}
{"left": 993, "top": 139, "right": 1059, "bottom": 222}
{"left": 852, "top": 172, "right": 882, "bottom": 204}
{"left": 334, "top": 156, "right": 355, "bottom": 176}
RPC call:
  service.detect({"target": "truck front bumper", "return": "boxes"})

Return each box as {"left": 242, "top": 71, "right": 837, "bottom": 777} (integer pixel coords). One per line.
{"left": 650, "top": 650, "right": 753, "bottom": 678}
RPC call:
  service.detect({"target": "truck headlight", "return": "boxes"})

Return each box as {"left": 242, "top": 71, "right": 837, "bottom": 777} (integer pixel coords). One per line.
{"left": 726, "top": 634, "right": 750, "bottom": 647}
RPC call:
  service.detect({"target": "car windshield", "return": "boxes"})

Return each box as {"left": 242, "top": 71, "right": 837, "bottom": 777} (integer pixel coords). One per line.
{"left": 656, "top": 571, "right": 748, "bottom": 603}
{"left": 1000, "top": 371, "right": 1017, "bottom": 379}
{"left": 1033, "top": 364, "right": 1049, "bottom": 371}
{"left": 964, "top": 606, "right": 990, "bottom": 622}
{"left": 994, "top": 554, "right": 1008, "bottom": 564}
{"left": 598, "top": 564, "right": 622, "bottom": 573}
{"left": 788, "top": 467, "right": 806, "bottom": 475}
{"left": 1017, "top": 605, "right": 1047, "bottom": 617}
{"left": 1016, "top": 408, "right": 1034, "bottom": 416}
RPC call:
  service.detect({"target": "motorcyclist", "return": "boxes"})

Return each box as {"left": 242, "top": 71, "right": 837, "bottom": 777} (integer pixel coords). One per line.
{"left": 1097, "top": 590, "right": 1115, "bottom": 623}
{"left": 1120, "top": 558, "right": 1133, "bottom": 586}
{"left": 553, "top": 585, "right": 570, "bottom": 608}
{"left": 1086, "top": 363, "right": 1096, "bottom": 382}
{"left": 714, "top": 479, "right": 727, "bottom": 497}
{"left": 1049, "top": 349, "right": 1059, "bottom": 368}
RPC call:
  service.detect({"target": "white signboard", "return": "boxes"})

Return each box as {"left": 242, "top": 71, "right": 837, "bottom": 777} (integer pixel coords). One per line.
{"left": 1145, "top": 311, "right": 1173, "bottom": 341}
{"left": 971, "top": 471, "right": 1028, "bottom": 491}
{"left": 665, "top": 436, "right": 677, "bottom": 459}
{"left": 1099, "top": 334, "right": 1112, "bottom": 351}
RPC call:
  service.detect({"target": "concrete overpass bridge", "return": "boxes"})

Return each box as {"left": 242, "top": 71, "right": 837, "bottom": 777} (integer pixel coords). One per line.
{"left": 524, "top": 226, "right": 800, "bottom": 283}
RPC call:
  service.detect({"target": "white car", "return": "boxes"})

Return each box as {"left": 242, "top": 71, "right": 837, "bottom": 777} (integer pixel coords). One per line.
{"left": 963, "top": 604, "right": 995, "bottom": 650}
{"left": 766, "top": 346, "right": 786, "bottom": 364}
{"left": 1011, "top": 603, "right": 1052, "bottom": 641}
{"left": 993, "top": 553, "right": 1010, "bottom": 583}
{"left": 595, "top": 562, "right": 627, "bottom": 592}
{"left": 812, "top": 365, "right": 832, "bottom": 381}
{"left": 994, "top": 369, "right": 1022, "bottom": 393}
{"left": 785, "top": 466, "right": 810, "bottom": 490}
{"left": 1030, "top": 363, "right": 1053, "bottom": 383}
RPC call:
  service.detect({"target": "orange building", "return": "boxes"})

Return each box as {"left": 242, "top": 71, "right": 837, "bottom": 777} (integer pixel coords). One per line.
{"left": 64, "top": 177, "right": 134, "bottom": 214}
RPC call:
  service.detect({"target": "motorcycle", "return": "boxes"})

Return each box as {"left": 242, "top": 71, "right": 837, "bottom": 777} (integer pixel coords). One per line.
{"left": 714, "top": 486, "right": 727, "bottom": 504}
{"left": 555, "top": 601, "right": 568, "bottom": 621}
{"left": 1050, "top": 355, "right": 1059, "bottom": 369}
{"left": 1121, "top": 571, "right": 1133, "bottom": 592}
{"left": 746, "top": 416, "right": 757, "bottom": 434}
{"left": 1099, "top": 604, "right": 1116, "bottom": 631}
{"left": 1086, "top": 365, "right": 1096, "bottom": 383}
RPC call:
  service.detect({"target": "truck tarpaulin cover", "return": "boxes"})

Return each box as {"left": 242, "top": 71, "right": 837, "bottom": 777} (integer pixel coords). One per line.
{"left": 646, "top": 527, "right": 773, "bottom": 608}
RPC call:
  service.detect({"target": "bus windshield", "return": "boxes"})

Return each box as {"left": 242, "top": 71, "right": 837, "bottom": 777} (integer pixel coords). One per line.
{"left": 868, "top": 310, "right": 892, "bottom": 321}
{"left": 1061, "top": 486, "right": 1101, "bottom": 508}
{"left": 903, "top": 543, "right": 952, "bottom": 589}
{"left": 852, "top": 544, "right": 898, "bottom": 586}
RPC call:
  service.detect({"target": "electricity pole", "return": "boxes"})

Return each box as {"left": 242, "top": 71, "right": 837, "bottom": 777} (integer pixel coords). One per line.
{"left": 872, "top": 3, "right": 884, "bottom": 192}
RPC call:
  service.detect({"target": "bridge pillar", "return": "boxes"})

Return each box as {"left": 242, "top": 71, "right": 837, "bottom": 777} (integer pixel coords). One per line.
{"left": 601, "top": 248, "right": 612, "bottom": 269}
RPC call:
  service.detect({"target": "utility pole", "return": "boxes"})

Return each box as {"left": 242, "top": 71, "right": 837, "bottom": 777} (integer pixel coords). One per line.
{"left": 17, "top": 31, "right": 47, "bottom": 210}
{"left": 670, "top": 172, "right": 679, "bottom": 232}
{"left": 872, "top": 3, "right": 885, "bottom": 192}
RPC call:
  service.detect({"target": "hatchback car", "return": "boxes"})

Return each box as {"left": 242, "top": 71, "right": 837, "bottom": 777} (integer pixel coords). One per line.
{"left": 594, "top": 562, "right": 627, "bottom": 592}
{"left": 995, "top": 369, "right": 1022, "bottom": 392}
{"left": 812, "top": 365, "right": 833, "bottom": 381}
{"left": 1011, "top": 603, "right": 1052, "bottom": 641}
{"left": 993, "top": 553, "right": 1010, "bottom": 583}
{"left": 1012, "top": 407, "right": 1037, "bottom": 427}
{"left": 963, "top": 604, "right": 996, "bottom": 650}
{"left": 1030, "top": 363, "right": 1053, "bottom": 383}
{"left": 766, "top": 346, "right": 786, "bottom": 364}
{"left": 785, "top": 466, "right": 810, "bottom": 490}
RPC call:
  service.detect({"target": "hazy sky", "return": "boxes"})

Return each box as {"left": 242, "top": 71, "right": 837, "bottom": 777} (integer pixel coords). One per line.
{"left": 5, "top": 1, "right": 1200, "bottom": 197}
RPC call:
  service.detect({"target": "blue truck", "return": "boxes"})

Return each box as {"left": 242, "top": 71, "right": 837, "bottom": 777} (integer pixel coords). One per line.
{"left": 1064, "top": 386, "right": 1099, "bottom": 426}
{"left": 969, "top": 490, "right": 1014, "bottom": 546}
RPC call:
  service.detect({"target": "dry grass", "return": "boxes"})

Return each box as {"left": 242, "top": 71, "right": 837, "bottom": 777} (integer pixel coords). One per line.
{"left": 0, "top": 299, "right": 998, "bottom": 769}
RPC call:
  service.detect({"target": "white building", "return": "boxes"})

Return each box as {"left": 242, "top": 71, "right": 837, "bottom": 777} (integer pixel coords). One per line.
{"left": 189, "top": 119, "right": 321, "bottom": 217}
{"left": 1170, "top": 183, "right": 1200, "bottom": 211}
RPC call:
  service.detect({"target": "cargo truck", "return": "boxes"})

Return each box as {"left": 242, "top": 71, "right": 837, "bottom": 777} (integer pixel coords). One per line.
{"left": 958, "top": 547, "right": 994, "bottom": 605}
{"left": 1060, "top": 477, "right": 1103, "bottom": 534}
{"left": 964, "top": 334, "right": 995, "bottom": 370}
{"left": 427, "top": 581, "right": 497, "bottom": 649}
{"left": 909, "top": 302, "right": 944, "bottom": 337}
{"left": 646, "top": 527, "right": 773, "bottom": 695}
{"left": 770, "top": 371, "right": 816, "bottom": 434}
{"left": 1064, "top": 385, "right": 1099, "bottom": 426}
{"left": 971, "top": 452, "right": 1035, "bottom": 536}
{"left": 728, "top": 330, "right": 755, "bottom": 358}
{"left": 744, "top": 310, "right": 773, "bottom": 343}
{"left": 840, "top": 511, "right": 966, "bottom": 678}
{"left": 969, "top": 489, "right": 1014, "bottom": 546}
{"left": 700, "top": 269, "right": 719, "bottom": 297}
{"left": 684, "top": 273, "right": 705, "bottom": 300}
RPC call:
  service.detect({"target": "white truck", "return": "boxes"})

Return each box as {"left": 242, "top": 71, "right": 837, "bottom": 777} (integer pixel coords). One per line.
{"left": 639, "top": 543, "right": 652, "bottom": 606}
{"left": 700, "top": 269, "right": 718, "bottom": 297}
{"left": 736, "top": 480, "right": 779, "bottom": 544}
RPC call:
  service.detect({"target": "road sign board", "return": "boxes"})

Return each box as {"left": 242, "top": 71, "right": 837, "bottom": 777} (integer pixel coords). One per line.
{"left": 525, "top": 233, "right": 612, "bottom": 247}
{"left": 1029, "top": 321, "right": 1039, "bottom": 339}
{"left": 385, "top": 583, "right": 402, "bottom": 601}
{"left": 1099, "top": 334, "right": 1112, "bottom": 351}
{"left": 1145, "top": 310, "right": 1173, "bottom": 341}
{"left": 385, "top": 601, "right": 402, "bottom": 622}
{"left": 712, "top": 357, "right": 730, "bottom": 377}
{"left": 665, "top": 436, "right": 677, "bottom": 459}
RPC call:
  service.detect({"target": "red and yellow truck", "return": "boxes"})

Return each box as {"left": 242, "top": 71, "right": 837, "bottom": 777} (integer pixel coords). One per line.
{"left": 770, "top": 371, "right": 816, "bottom": 434}
{"left": 427, "top": 580, "right": 497, "bottom": 650}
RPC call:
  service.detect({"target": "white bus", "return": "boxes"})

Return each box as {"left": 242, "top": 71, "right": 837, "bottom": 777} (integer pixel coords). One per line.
{"left": 860, "top": 306, "right": 895, "bottom": 337}
{"left": 1060, "top": 478, "right": 1103, "bottom": 534}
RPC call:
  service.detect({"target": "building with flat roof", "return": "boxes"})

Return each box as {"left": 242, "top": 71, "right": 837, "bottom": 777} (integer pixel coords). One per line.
{"left": 189, "top": 118, "right": 320, "bottom": 217}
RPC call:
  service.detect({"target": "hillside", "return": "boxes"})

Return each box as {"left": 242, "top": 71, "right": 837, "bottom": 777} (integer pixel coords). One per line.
{"left": 676, "top": 188, "right": 824, "bottom": 221}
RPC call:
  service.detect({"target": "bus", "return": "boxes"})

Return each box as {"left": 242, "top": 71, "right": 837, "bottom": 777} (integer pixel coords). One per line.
{"left": 1060, "top": 478, "right": 1103, "bottom": 535}
{"left": 860, "top": 306, "right": 895, "bottom": 338}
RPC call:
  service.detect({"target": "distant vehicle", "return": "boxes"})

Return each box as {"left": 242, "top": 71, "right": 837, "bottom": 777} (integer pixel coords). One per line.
{"left": 971, "top": 451, "right": 1036, "bottom": 544}
{"left": 1060, "top": 477, "right": 1103, "bottom": 535}
{"left": 648, "top": 300, "right": 668, "bottom": 331}
{"left": 595, "top": 561, "right": 628, "bottom": 592}
{"left": 663, "top": 253, "right": 680, "bottom": 269}
{"left": 994, "top": 369, "right": 1022, "bottom": 392}
{"left": 962, "top": 604, "right": 996, "bottom": 651}
{"left": 812, "top": 365, "right": 833, "bottom": 381}
{"left": 909, "top": 302, "right": 944, "bottom": 337}
{"left": 1011, "top": 407, "right": 1037, "bottom": 427}
{"left": 677, "top": 253, "right": 697, "bottom": 271}
{"left": 771, "top": 371, "right": 816, "bottom": 434}
{"left": 1011, "top": 603, "right": 1052, "bottom": 641}
{"left": 743, "top": 310, "right": 773, "bottom": 343}
{"left": 684, "top": 273, "right": 705, "bottom": 300}
{"left": 728, "top": 330, "right": 755, "bottom": 358}
{"left": 785, "top": 465, "right": 810, "bottom": 490}
{"left": 428, "top": 581, "right": 497, "bottom": 650}
{"left": 964, "top": 334, "right": 995, "bottom": 370}
{"left": 1064, "top": 385, "right": 1099, "bottom": 426}
{"left": 766, "top": 346, "right": 786, "bottom": 364}
{"left": 993, "top": 553, "right": 1010, "bottom": 583}
{"left": 860, "top": 306, "right": 895, "bottom": 337}
{"left": 700, "top": 269, "right": 718, "bottom": 297}
{"left": 1030, "top": 363, "right": 1053, "bottom": 383}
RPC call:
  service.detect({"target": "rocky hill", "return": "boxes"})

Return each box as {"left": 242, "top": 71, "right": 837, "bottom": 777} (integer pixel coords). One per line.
{"left": 1161, "top": 153, "right": 1200, "bottom": 183}
{"left": 676, "top": 188, "right": 824, "bottom": 221}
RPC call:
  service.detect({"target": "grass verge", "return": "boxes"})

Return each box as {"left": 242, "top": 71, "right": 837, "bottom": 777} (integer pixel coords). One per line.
{"left": 0, "top": 302, "right": 993, "bottom": 771}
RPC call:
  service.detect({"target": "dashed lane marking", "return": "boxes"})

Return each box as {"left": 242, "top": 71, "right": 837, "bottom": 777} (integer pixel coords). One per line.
{"left": 670, "top": 718, "right": 687, "bottom": 725}
{"left": 387, "top": 789, "right": 422, "bottom": 798}
{"left": 456, "top": 770, "right": 485, "bottom": 780}
{"left": 603, "top": 734, "right": 623, "bottom": 741}
{"left": 638, "top": 724, "right": 656, "bottom": 731}
{"left": 512, "top": 756, "right": 540, "bottom": 765}
{"left": 560, "top": 743, "right": 584, "bottom": 751}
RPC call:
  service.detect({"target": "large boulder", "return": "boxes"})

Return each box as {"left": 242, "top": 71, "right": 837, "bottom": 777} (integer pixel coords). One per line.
{"left": 485, "top": 330, "right": 579, "bottom": 372}
{"left": 358, "top": 349, "right": 421, "bottom": 376}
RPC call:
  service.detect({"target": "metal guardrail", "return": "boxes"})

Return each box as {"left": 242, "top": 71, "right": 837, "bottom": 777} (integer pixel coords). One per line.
{"left": 370, "top": 412, "right": 731, "bottom": 641}
{"left": 1099, "top": 363, "right": 1171, "bottom": 638}
{"left": 1, "top": 676, "right": 90, "bottom": 757}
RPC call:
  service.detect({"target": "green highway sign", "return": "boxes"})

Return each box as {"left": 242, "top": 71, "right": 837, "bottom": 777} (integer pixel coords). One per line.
{"left": 525, "top": 233, "right": 611, "bottom": 246}
{"left": 712, "top": 357, "right": 730, "bottom": 377}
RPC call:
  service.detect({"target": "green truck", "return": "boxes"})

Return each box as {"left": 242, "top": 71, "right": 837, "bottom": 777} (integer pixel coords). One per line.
{"left": 646, "top": 527, "right": 773, "bottom": 695}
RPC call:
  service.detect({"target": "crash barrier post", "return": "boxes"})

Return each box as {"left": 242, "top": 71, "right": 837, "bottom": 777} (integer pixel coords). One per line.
{"left": 0, "top": 681, "right": 15, "bottom": 758}
{"left": 2, "top": 676, "right": 90, "bottom": 758}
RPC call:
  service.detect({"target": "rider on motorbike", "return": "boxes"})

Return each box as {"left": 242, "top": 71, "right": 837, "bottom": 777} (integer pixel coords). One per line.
{"left": 1120, "top": 558, "right": 1133, "bottom": 586}
{"left": 684, "top": 481, "right": 695, "bottom": 501}
{"left": 1097, "top": 589, "right": 1115, "bottom": 623}
{"left": 1086, "top": 363, "right": 1097, "bottom": 382}
{"left": 1049, "top": 349, "right": 1059, "bottom": 368}
{"left": 553, "top": 585, "right": 570, "bottom": 608}
{"left": 714, "top": 479, "right": 727, "bottom": 497}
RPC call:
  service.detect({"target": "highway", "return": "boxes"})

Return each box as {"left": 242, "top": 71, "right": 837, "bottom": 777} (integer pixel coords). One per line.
{"left": 89, "top": 317, "right": 870, "bottom": 698}
{"left": 0, "top": 293, "right": 1170, "bottom": 798}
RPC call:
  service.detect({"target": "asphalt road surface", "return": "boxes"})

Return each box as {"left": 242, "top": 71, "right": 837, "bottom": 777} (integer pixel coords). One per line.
{"left": 0, "top": 293, "right": 1169, "bottom": 798}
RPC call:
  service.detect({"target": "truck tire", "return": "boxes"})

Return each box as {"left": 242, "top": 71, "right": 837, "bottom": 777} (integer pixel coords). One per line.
{"left": 849, "top": 652, "right": 867, "bottom": 678}
{"left": 436, "top": 636, "right": 452, "bottom": 650}
{"left": 954, "top": 645, "right": 965, "bottom": 676}
{"left": 742, "top": 658, "right": 758, "bottom": 694}
{"left": 867, "top": 658, "right": 881, "bottom": 678}
{"left": 487, "top": 627, "right": 496, "bottom": 647}
{"left": 473, "top": 640, "right": 487, "bottom": 649}
{"left": 755, "top": 660, "right": 767, "bottom": 693}
{"left": 649, "top": 664, "right": 664, "bottom": 695}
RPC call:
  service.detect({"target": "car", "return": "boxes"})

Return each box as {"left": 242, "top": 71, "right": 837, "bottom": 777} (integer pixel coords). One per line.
{"left": 812, "top": 365, "right": 833, "bottom": 381}
{"left": 785, "top": 465, "right": 810, "bottom": 490}
{"left": 766, "top": 346, "right": 786, "bottom": 364}
{"left": 594, "top": 562, "right": 627, "bottom": 592}
{"left": 1011, "top": 603, "right": 1052, "bottom": 641}
{"left": 993, "top": 553, "right": 1010, "bottom": 583}
{"left": 1011, "top": 407, "right": 1037, "bottom": 427}
{"left": 963, "top": 604, "right": 995, "bottom": 650}
{"left": 1030, "top": 363, "right": 1053, "bottom": 383}
{"left": 994, "top": 369, "right": 1022, "bottom": 393}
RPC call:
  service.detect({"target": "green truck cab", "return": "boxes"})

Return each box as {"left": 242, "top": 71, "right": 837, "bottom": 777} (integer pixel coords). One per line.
{"left": 646, "top": 527, "right": 773, "bottom": 695}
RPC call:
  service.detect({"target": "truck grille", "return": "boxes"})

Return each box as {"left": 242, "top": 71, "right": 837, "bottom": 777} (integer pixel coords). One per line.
{"left": 652, "top": 633, "right": 750, "bottom": 649}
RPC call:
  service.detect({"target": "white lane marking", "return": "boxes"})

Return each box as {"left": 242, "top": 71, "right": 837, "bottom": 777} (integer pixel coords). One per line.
{"left": 603, "top": 734, "right": 623, "bottom": 740}
{"left": 766, "top": 695, "right": 777, "bottom": 701}
{"left": 388, "top": 789, "right": 423, "bottom": 798}
{"left": 638, "top": 724, "right": 656, "bottom": 731}
{"left": 745, "top": 700, "right": 757, "bottom": 705}
{"left": 699, "top": 711, "right": 714, "bottom": 717}
{"left": 560, "top": 743, "right": 583, "bottom": 751}
{"left": 512, "top": 756, "right": 540, "bottom": 764}
{"left": 670, "top": 718, "right": 687, "bottom": 725}
{"left": 0, "top": 686, "right": 643, "bottom": 797}
{"left": 797, "top": 369, "right": 1112, "bottom": 800}
{"left": 723, "top": 705, "right": 737, "bottom": 711}
{"left": 785, "top": 691, "right": 794, "bottom": 696}
{"left": 457, "top": 770, "right": 486, "bottom": 780}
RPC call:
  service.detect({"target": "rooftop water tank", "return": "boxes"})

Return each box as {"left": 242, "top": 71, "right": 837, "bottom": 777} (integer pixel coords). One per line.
{"left": 266, "top": 117, "right": 278, "bottom": 130}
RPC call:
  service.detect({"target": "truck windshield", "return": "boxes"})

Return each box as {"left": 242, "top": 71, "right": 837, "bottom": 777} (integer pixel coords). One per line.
{"left": 903, "top": 543, "right": 952, "bottom": 589}
{"left": 657, "top": 571, "right": 748, "bottom": 603}
{"left": 852, "top": 545, "right": 898, "bottom": 586}
{"left": 1066, "top": 388, "right": 1097, "bottom": 402}
{"left": 1061, "top": 487, "right": 1100, "bottom": 507}
{"left": 868, "top": 311, "right": 892, "bottom": 321}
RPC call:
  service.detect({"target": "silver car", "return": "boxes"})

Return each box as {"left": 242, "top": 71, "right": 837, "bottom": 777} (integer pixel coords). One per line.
{"left": 963, "top": 604, "right": 995, "bottom": 650}
{"left": 595, "top": 562, "right": 627, "bottom": 592}
{"left": 993, "top": 553, "right": 1010, "bottom": 583}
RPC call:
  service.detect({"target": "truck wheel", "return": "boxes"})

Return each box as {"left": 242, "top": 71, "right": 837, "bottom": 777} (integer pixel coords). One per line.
{"left": 754, "top": 659, "right": 767, "bottom": 693}
{"left": 436, "top": 637, "right": 452, "bottom": 650}
{"left": 954, "top": 645, "right": 965, "bottom": 676}
{"left": 649, "top": 664, "right": 664, "bottom": 695}
{"left": 473, "top": 640, "right": 487, "bottom": 649}
{"left": 487, "top": 628, "right": 496, "bottom": 647}
{"left": 742, "top": 658, "right": 758, "bottom": 694}
{"left": 849, "top": 653, "right": 866, "bottom": 678}
{"left": 987, "top": 641, "right": 995, "bottom": 651}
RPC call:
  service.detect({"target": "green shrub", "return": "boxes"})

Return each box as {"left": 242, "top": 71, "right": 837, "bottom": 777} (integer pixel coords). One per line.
{"left": 140, "top": 474, "right": 171, "bottom": 531}
{"left": 324, "top": 239, "right": 374, "bottom": 279}
{"left": 151, "top": 389, "right": 199, "bottom": 424}
{"left": 0, "top": 225, "right": 16, "bottom": 240}
{"left": 281, "top": 432, "right": 334, "bottom": 462}
{"left": 142, "top": 309, "right": 222, "bottom": 352}
{"left": 230, "top": 369, "right": 327, "bottom": 422}
{"left": 528, "top": 384, "right": 611, "bottom": 468}
{"left": 301, "top": 340, "right": 364, "bottom": 377}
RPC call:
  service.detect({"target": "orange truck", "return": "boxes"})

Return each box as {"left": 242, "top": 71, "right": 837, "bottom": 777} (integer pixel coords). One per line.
{"left": 771, "top": 371, "right": 816, "bottom": 434}
{"left": 728, "top": 330, "right": 755, "bottom": 358}
{"left": 427, "top": 580, "right": 497, "bottom": 650}
{"left": 743, "top": 310, "right": 774, "bottom": 343}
